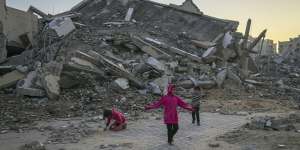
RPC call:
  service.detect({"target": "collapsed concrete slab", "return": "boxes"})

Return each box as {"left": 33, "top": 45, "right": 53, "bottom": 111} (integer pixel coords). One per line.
{"left": 131, "top": 36, "right": 170, "bottom": 59}
{"left": 49, "top": 17, "right": 76, "bottom": 37}
{"left": 192, "top": 40, "right": 216, "bottom": 49}
{"left": 0, "top": 70, "right": 25, "bottom": 89}
{"left": 76, "top": 50, "right": 144, "bottom": 88}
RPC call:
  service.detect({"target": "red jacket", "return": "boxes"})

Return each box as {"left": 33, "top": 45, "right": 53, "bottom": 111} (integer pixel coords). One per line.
{"left": 106, "top": 108, "right": 126, "bottom": 125}
{"left": 145, "top": 84, "right": 194, "bottom": 124}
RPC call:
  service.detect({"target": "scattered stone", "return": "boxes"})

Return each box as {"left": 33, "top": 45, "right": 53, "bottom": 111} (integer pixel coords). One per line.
{"left": 208, "top": 142, "right": 220, "bottom": 148}
{"left": 19, "top": 141, "right": 46, "bottom": 150}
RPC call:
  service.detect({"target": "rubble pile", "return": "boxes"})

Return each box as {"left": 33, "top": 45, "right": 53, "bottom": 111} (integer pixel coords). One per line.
{"left": 246, "top": 113, "right": 300, "bottom": 131}
{"left": 0, "top": 0, "right": 300, "bottom": 130}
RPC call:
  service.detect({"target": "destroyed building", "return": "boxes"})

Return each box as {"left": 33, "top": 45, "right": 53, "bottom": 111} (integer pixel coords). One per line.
{"left": 0, "top": 0, "right": 274, "bottom": 101}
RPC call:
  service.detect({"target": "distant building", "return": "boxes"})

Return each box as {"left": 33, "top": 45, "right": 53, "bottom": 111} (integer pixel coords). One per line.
{"left": 277, "top": 35, "right": 300, "bottom": 63}
{"left": 248, "top": 36, "right": 276, "bottom": 57}
{"left": 278, "top": 35, "right": 300, "bottom": 54}
{"left": 170, "top": 0, "right": 203, "bottom": 15}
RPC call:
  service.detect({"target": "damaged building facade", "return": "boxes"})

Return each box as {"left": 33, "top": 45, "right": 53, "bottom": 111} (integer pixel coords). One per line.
{"left": 0, "top": 0, "right": 38, "bottom": 60}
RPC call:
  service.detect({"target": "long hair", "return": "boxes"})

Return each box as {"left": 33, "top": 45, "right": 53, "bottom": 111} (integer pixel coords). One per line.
{"left": 103, "top": 109, "right": 112, "bottom": 118}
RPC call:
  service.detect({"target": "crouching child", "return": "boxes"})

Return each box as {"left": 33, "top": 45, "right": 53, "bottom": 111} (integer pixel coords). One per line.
{"left": 103, "top": 108, "right": 127, "bottom": 131}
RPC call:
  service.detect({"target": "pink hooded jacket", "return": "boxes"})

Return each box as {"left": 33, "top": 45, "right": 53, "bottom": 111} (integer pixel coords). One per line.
{"left": 106, "top": 108, "right": 126, "bottom": 125}
{"left": 145, "top": 84, "right": 194, "bottom": 124}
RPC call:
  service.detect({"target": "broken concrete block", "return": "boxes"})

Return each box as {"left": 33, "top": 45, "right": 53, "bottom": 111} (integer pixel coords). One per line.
{"left": 114, "top": 78, "right": 129, "bottom": 90}
{"left": 216, "top": 69, "right": 227, "bottom": 87}
{"left": 192, "top": 40, "right": 216, "bottom": 49}
{"left": 222, "top": 31, "right": 233, "bottom": 48}
{"left": 146, "top": 57, "right": 166, "bottom": 73}
{"left": 70, "top": 57, "right": 105, "bottom": 75}
{"left": 169, "top": 47, "right": 203, "bottom": 63}
{"left": 16, "top": 87, "right": 45, "bottom": 97}
{"left": 244, "top": 79, "right": 264, "bottom": 86}
{"left": 77, "top": 50, "right": 144, "bottom": 88}
{"left": 16, "top": 65, "right": 29, "bottom": 73}
{"left": 144, "top": 37, "right": 164, "bottom": 45}
{"left": 41, "top": 74, "right": 60, "bottom": 100}
{"left": 0, "top": 70, "right": 25, "bottom": 89}
{"left": 0, "top": 65, "right": 14, "bottom": 75}
{"left": 153, "top": 75, "right": 171, "bottom": 95}
{"left": 16, "top": 71, "right": 46, "bottom": 97}
{"left": 125, "top": 8, "right": 134, "bottom": 21}
{"left": 188, "top": 76, "right": 198, "bottom": 86}
{"left": 197, "top": 80, "right": 216, "bottom": 89}
{"left": 49, "top": 17, "right": 75, "bottom": 37}
{"left": 0, "top": 32, "right": 7, "bottom": 63}
{"left": 148, "top": 82, "right": 162, "bottom": 95}
{"left": 202, "top": 47, "right": 217, "bottom": 59}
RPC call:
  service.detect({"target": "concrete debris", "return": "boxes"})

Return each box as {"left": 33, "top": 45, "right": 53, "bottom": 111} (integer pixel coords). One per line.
{"left": 125, "top": 8, "right": 134, "bottom": 21}
{"left": 41, "top": 74, "right": 60, "bottom": 100}
{"left": 146, "top": 57, "right": 166, "bottom": 73}
{"left": 20, "top": 141, "right": 46, "bottom": 150}
{"left": 16, "top": 71, "right": 46, "bottom": 97}
{"left": 0, "top": 70, "right": 25, "bottom": 90}
{"left": 216, "top": 69, "right": 227, "bottom": 88}
{"left": 152, "top": 75, "right": 171, "bottom": 95}
{"left": 114, "top": 78, "right": 130, "bottom": 90}
{"left": 169, "top": 47, "right": 203, "bottom": 63}
{"left": 222, "top": 31, "right": 233, "bottom": 48}
{"left": 192, "top": 40, "right": 216, "bottom": 49}
{"left": 49, "top": 17, "right": 76, "bottom": 37}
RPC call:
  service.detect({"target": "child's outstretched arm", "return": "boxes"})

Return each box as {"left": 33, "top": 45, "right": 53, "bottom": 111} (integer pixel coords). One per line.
{"left": 145, "top": 97, "right": 164, "bottom": 110}
{"left": 177, "top": 97, "right": 194, "bottom": 112}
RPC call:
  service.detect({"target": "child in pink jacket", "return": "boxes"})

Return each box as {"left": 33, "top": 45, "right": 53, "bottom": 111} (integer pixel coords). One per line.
{"left": 103, "top": 108, "right": 127, "bottom": 131}
{"left": 145, "top": 84, "right": 194, "bottom": 145}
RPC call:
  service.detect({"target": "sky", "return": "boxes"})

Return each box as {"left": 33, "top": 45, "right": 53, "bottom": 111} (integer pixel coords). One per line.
{"left": 6, "top": 0, "right": 300, "bottom": 43}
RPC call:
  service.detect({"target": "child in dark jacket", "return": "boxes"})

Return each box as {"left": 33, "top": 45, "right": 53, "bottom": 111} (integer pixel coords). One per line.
{"left": 145, "top": 84, "right": 194, "bottom": 145}
{"left": 191, "top": 86, "right": 201, "bottom": 126}
{"left": 103, "top": 108, "right": 127, "bottom": 131}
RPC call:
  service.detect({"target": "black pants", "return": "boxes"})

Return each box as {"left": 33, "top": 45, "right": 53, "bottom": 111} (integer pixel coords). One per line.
{"left": 192, "top": 107, "right": 200, "bottom": 124}
{"left": 166, "top": 124, "right": 178, "bottom": 144}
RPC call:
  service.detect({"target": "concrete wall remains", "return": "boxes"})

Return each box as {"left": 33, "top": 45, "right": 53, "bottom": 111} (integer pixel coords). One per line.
{"left": 0, "top": 0, "right": 38, "bottom": 45}
{"left": 170, "top": 0, "right": 203, "bottom": 15}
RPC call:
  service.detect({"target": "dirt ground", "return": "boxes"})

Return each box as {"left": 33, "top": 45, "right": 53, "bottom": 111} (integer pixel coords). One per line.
{"left": 1, "top": 88, "right": 299, "bottom": 150}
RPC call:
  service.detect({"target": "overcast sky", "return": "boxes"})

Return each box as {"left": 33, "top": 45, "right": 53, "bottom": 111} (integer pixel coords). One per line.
{"left": 6, "top": 0, "right": 300, "bottom": 42}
